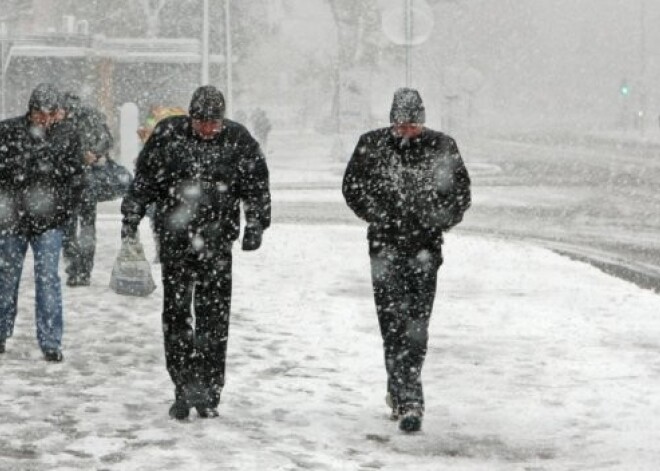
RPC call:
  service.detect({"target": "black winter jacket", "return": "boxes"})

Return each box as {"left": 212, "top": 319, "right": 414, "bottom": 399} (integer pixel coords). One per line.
{"left": 66, "top": 106, "right": 117, "bottom": 205}
{"left": 121, "top": 116, "right": 271, "bottom": 261}
{"left": 0, "top": 115, "right": 84, "bottom": 236}
{"left": 343, "top": 127, "right": 471, "bottom": 248}
{"left": 68, "top": 105, "right": 113, "bottom": 157}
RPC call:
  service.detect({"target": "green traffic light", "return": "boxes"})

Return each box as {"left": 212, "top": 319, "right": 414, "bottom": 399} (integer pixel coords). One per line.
{"left": 620, "top": 83, "right": 630, "bottom": 96}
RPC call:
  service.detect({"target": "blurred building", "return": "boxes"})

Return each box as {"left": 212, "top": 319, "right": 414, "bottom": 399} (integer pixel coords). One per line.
{"left": 1, "top": 7, "right": 223, "bottom": 145}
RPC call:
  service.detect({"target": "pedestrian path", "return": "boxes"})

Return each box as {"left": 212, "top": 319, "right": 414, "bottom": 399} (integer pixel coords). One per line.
{"left": 1, "top": 219, "right": 660, "bottom": 470}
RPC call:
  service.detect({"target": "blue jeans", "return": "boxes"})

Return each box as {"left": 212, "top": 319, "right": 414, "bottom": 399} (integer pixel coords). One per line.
{"left": 0, "top": 229, "right": 64, "bottom": 351}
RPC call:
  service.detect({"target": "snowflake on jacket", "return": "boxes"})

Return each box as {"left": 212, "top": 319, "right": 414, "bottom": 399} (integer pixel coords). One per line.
{"left": 343, "top": 127, "right": 471, "bottom": 249}
{"left": 121, "top": 115, "right": 270, "bottom": 261}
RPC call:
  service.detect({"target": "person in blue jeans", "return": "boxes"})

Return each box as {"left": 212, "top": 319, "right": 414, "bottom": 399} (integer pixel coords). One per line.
{"left": 0, "top": 83, "right": 83, "bottom": 361}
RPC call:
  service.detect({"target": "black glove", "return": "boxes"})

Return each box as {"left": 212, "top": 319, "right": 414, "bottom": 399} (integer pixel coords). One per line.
{"left": 242, "top": 224, "right": 263, "bottom": 251}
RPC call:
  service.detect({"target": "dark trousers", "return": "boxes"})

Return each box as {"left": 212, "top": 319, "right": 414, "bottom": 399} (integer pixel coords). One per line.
{"left": 369, "top": 239, "right": 442, "bottom": 413}
{"left": 62, "top": 197, "right": 97, "bottom": 279}
{"left": 161, "top": 252, "right": 232, "bottom": 406}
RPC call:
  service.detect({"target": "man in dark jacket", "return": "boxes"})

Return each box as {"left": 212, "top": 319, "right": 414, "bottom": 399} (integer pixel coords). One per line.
{"left": 342, "top": 88, "right": 471, "bottom": 432}
{"left": 121, "top": 85, "right": 271, "bottom": 420}
{"left": 0, "top": 83, "right": 84, "bottom": 361}
{"left": 61, "top": 93, "right": 115, "bottom": 286}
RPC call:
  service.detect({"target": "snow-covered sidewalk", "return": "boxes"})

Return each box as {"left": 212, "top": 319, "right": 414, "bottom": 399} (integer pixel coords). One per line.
{"left": 1, "top": 219, "right": 660, "bottom": 471}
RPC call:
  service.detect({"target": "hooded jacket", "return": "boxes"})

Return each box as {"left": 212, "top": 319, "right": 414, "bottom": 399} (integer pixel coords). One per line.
{"left": 0, "top": 115, "right": 84, "bottom": 236}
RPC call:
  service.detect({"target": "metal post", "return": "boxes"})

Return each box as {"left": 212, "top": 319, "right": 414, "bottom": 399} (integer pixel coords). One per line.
{"left": 0, "top": 23, "right": 7, "bottom": 119}
{"left": 639, "top": 0, "right": 646, "bottom": 137}
{"left": 201, "top": 0, "right": 209, "bottom": 85}
{"left": 225, "top": 0, "right": 233, "bottom": 118}
{"left": 405, "top": 0, "right": 412, "bottom": 86}
{"left": 1, "top": 40, "right": 6, "bottom": 119}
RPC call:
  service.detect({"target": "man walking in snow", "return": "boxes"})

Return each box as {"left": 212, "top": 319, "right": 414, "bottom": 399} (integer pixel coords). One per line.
{"left": 61, "top": 92, "right": 115, "bottom": 287}
{"left": 342, "top": 88, "right": 471, "bottom": 432}
{"left": 0, "top": 83, "right": 84, "bottom": 361}
{"left": 121, "top": 85, "right": 271, "bottom": 420}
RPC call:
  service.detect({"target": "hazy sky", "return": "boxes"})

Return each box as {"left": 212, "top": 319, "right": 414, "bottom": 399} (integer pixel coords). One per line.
{"left": 3, "top": 0, "right": 659, "bottom": 133}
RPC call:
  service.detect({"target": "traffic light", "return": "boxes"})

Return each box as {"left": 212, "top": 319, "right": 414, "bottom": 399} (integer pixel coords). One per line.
{"left": 620, "top": 80, "right": 630, "bottom": 96}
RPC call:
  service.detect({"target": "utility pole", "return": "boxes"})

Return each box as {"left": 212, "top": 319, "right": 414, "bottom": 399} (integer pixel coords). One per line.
{"left": 404, "top": 0, "right": 412, "bottom": 87}
{"left": 201, "top": 0, "right": 209, "bottom": 85}
{"left": 638, "top": 0, "right": 647, "bottom": 137}
{"left": 382, "top": 0, "right": 433, "bottom": 88}
{"left": 0, "top": 22, "right": 7, "bottom": 119}
{"left": 225, "top": 0, "right": 233, "bottom": 118}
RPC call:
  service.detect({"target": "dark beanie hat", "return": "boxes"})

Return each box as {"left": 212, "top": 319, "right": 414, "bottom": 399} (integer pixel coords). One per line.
{"left": 62, "top": 92, "right": 82, "bottom": 112}
{"left": 189, "top": 85, "right": 225, "bottom": 120}
{"left": 28, "top": 83, "right": 61, "bottom": 112}
{"left": 390, "top": 87, "right": 425, "bottom": 124}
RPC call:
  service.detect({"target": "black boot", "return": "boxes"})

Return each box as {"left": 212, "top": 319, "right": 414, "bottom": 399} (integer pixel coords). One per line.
{"left": 185, "top": 381, "right": 220, "bottom": 419}
{"left": 169, "top": 388, "right": 190, "bottom": 421}
{"left": 169, "top": 399, "right": 190, "bottom": 420}
{"left": 66, "top": 273, "right": 90, "bottom": 287}
{"left": 398, "top": 408, "right": 423, "bottom": 433}
{"left": 43, "top": 349, "right": 63, "bottom": 362}
{"left": 196, "top": 405, "right": 219, "bottom": 418}
{"left": 0, "top": 340, "right": 5, "bottom": 354}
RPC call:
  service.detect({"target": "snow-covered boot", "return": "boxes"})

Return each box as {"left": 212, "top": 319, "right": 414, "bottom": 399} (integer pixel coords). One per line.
{"left": 169, "top": 399, "right": 190, "bottom": 420}
{"left": 67, "top": 273, "right": 91, "bottom": 287}
{"left": 169, "top": 388, "right": 191, "bottom": 420}
{"left": 43, "top": 349, "right": 63, "bottom": 362}
{"left": 398, "top": 408, "right": 423, "bottom": 433}
{"left": 181, "top": 381, "right": 218, "bottom": 418}
{"left": 196, "top": 406, "right": 219, "bottom": 418}
{"left": 193, "top": 384, "right": 221, "bottom": 418}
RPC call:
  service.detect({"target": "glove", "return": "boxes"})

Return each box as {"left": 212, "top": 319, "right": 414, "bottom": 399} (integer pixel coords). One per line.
{"left": 242, "top": 224, "right": 263, "bottom": 251}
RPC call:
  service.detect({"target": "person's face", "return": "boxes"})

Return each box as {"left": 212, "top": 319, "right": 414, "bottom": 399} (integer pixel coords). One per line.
{"left": 29, "top": 109, "right": 60, "bottom": 129}
{"left": 392, "top": 123, "right": 423, "bottom": 139}
{"left": 192, "top": 118, "right": 223, "bottom": 140}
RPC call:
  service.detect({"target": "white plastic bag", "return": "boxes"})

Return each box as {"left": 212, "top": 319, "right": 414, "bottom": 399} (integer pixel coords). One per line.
{"left": 109, "top": 239, "right": 156, "bottom": 297}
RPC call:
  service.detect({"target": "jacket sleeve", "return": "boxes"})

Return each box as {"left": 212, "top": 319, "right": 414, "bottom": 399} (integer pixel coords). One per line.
{"left": 65, "top": 132, "right": 85, "bottom": 202}
{"left": 437, "top": 139, "right": 471, "bottom": 231}
{"left": 342, "top": 135, "right": 377, "bottom": 223}
{"left": 0, "top": 123, "right": 11, "bottom": 184}
{"left": 238, "top": 136, "right": 271, "bottom": 230}
{"left": 91, "top": 121, "right": 114, "bottom": 156}
{"left": 120, "top": 125, "right": 163, "bottom": 233}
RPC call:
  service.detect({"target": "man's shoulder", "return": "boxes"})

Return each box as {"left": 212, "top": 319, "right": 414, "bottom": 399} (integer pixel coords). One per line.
{"left": 224, "top": 119, "right": 258, "bottom": 145}
{"left": 50, "top": 120, "right": 81, "bottom": 146}
{"left": 151, "top": 115, "right": 189, "bottom": 140}
{"left": 54, "top": 119, "right": 78, "bottom": 134}
{"left": 0, "top": 115, "right": 27, "bottom": 133}
{"left": 225, "top": 118, "right": 249, "bottom": 133}
{"left": 358, "top": 127, "right": 392, "bottom": 145}
{"left": 421, "top": 128, "right": 456, "bottom": 148}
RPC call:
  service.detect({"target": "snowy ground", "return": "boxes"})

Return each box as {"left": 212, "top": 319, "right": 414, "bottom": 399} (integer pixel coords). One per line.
{"left": 2, "top": 129, "right": 660, "bottom": 470}
{"left": 1, "top": 219, "right": 660, "bottom": 470}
